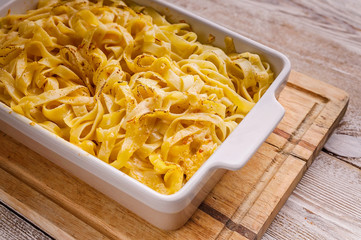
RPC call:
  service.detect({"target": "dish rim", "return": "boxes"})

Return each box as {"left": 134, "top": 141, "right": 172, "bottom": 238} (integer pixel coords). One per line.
{"left": 0, "top": 0, "right": 291, "bottom": 214}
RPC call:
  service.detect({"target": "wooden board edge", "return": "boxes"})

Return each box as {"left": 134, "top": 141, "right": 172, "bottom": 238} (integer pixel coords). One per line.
{"left": 288, "top": 71, "right": 350, "bottom": 102}
{"left": 234, "top": 156, "right": 306, "bottom": 239}
{"left": 0, "top": 71, "right": 351, "bottom": 240}
{"left": 0, "top": 167, "right": 106, "bottom": 240}
{"left": 291, "top": 95, "right": 349, "bottom": 167}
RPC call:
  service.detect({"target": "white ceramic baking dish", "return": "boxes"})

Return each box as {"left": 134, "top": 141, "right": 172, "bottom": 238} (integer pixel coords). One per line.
{"left": 0, "top": 0, "right": 291, "bottom": 230}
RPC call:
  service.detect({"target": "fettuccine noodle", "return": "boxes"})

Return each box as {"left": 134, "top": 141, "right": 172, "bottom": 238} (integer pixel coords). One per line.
{"left": 0, "top": 0, "right": 274, "bottom": 194}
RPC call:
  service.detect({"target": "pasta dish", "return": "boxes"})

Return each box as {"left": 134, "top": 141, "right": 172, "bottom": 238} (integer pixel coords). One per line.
{"left": 0, "top": 0, "right": 274, "bottom": 194}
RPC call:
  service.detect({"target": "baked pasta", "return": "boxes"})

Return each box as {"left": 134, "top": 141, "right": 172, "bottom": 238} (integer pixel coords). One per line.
{"left": 0, "top": 0, "right": 274, "bottom": 194}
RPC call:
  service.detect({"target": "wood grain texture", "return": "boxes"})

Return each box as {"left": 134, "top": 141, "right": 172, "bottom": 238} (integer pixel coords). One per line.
{"left": 0, "top": 202, "right": 51, "bottom": 240}
{"left": 0, "top": 71, "right": 348, "bottom": 240}
{"left": 324, "top": 134, "right": 361, "bottom": 158}
{"left": 162, "top": 0, "right": 361, "bottom": 238}
{"left": 263, "top": 152, "right": 361, "bottom": 240}
{"left": 0, "top": 167, "right": 106, "bottom": 240}
{"left": 1, "top": 0, "right": 361, "bottom": 239}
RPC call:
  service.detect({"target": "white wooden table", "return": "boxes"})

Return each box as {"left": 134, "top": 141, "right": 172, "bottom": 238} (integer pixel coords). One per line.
{"left": 1, "top": 0, "right": 361, "bottom": 239}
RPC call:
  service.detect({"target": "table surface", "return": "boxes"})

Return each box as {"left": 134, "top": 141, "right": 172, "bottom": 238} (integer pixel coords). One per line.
{"left": 1, "top": 0, "right": 361, "bottom": 239}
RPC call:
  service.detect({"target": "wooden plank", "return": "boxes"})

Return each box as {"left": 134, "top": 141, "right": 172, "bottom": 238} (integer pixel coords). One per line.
{"left": 324, "top": 134, "right": 361, "bottom": 158}
{"left": 214, "top": 156, "right": 306, "bottom": 240}
{"left": 239, "top": 156, "right": 306, "bottom": 237}
{"left": 286, "top": 72, "right": 349, "bottom": 166}
{"left": 0, "top": 202, "right": 52, "bottom": 240}
{"left": 263, "top": 153, "right": 361, "bottom": 240}
{"left": 0, "top": 168, "right": 105, "bottom": 240}
{"left": 0, "top": 71, "right": 349, "bottom": 239}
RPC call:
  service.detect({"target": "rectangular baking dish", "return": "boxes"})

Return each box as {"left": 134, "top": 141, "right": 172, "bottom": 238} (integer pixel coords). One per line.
{"left": 0, "top": 0, "right": 291, "bottom": 230}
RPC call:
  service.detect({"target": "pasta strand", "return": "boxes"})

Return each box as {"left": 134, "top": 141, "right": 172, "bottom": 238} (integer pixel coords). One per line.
{"left": 0, "top": 0, "right": 274, "bottom": 194}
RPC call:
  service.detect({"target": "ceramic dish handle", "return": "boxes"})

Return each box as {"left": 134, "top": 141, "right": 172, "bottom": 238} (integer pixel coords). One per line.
{"left": 208, "top": 94, "right": 285, "bottom": 171}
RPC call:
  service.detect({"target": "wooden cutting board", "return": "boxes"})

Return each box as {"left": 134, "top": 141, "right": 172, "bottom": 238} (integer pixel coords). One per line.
{"left": 0, "top": 71, "right": 349, "bottom": 240}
